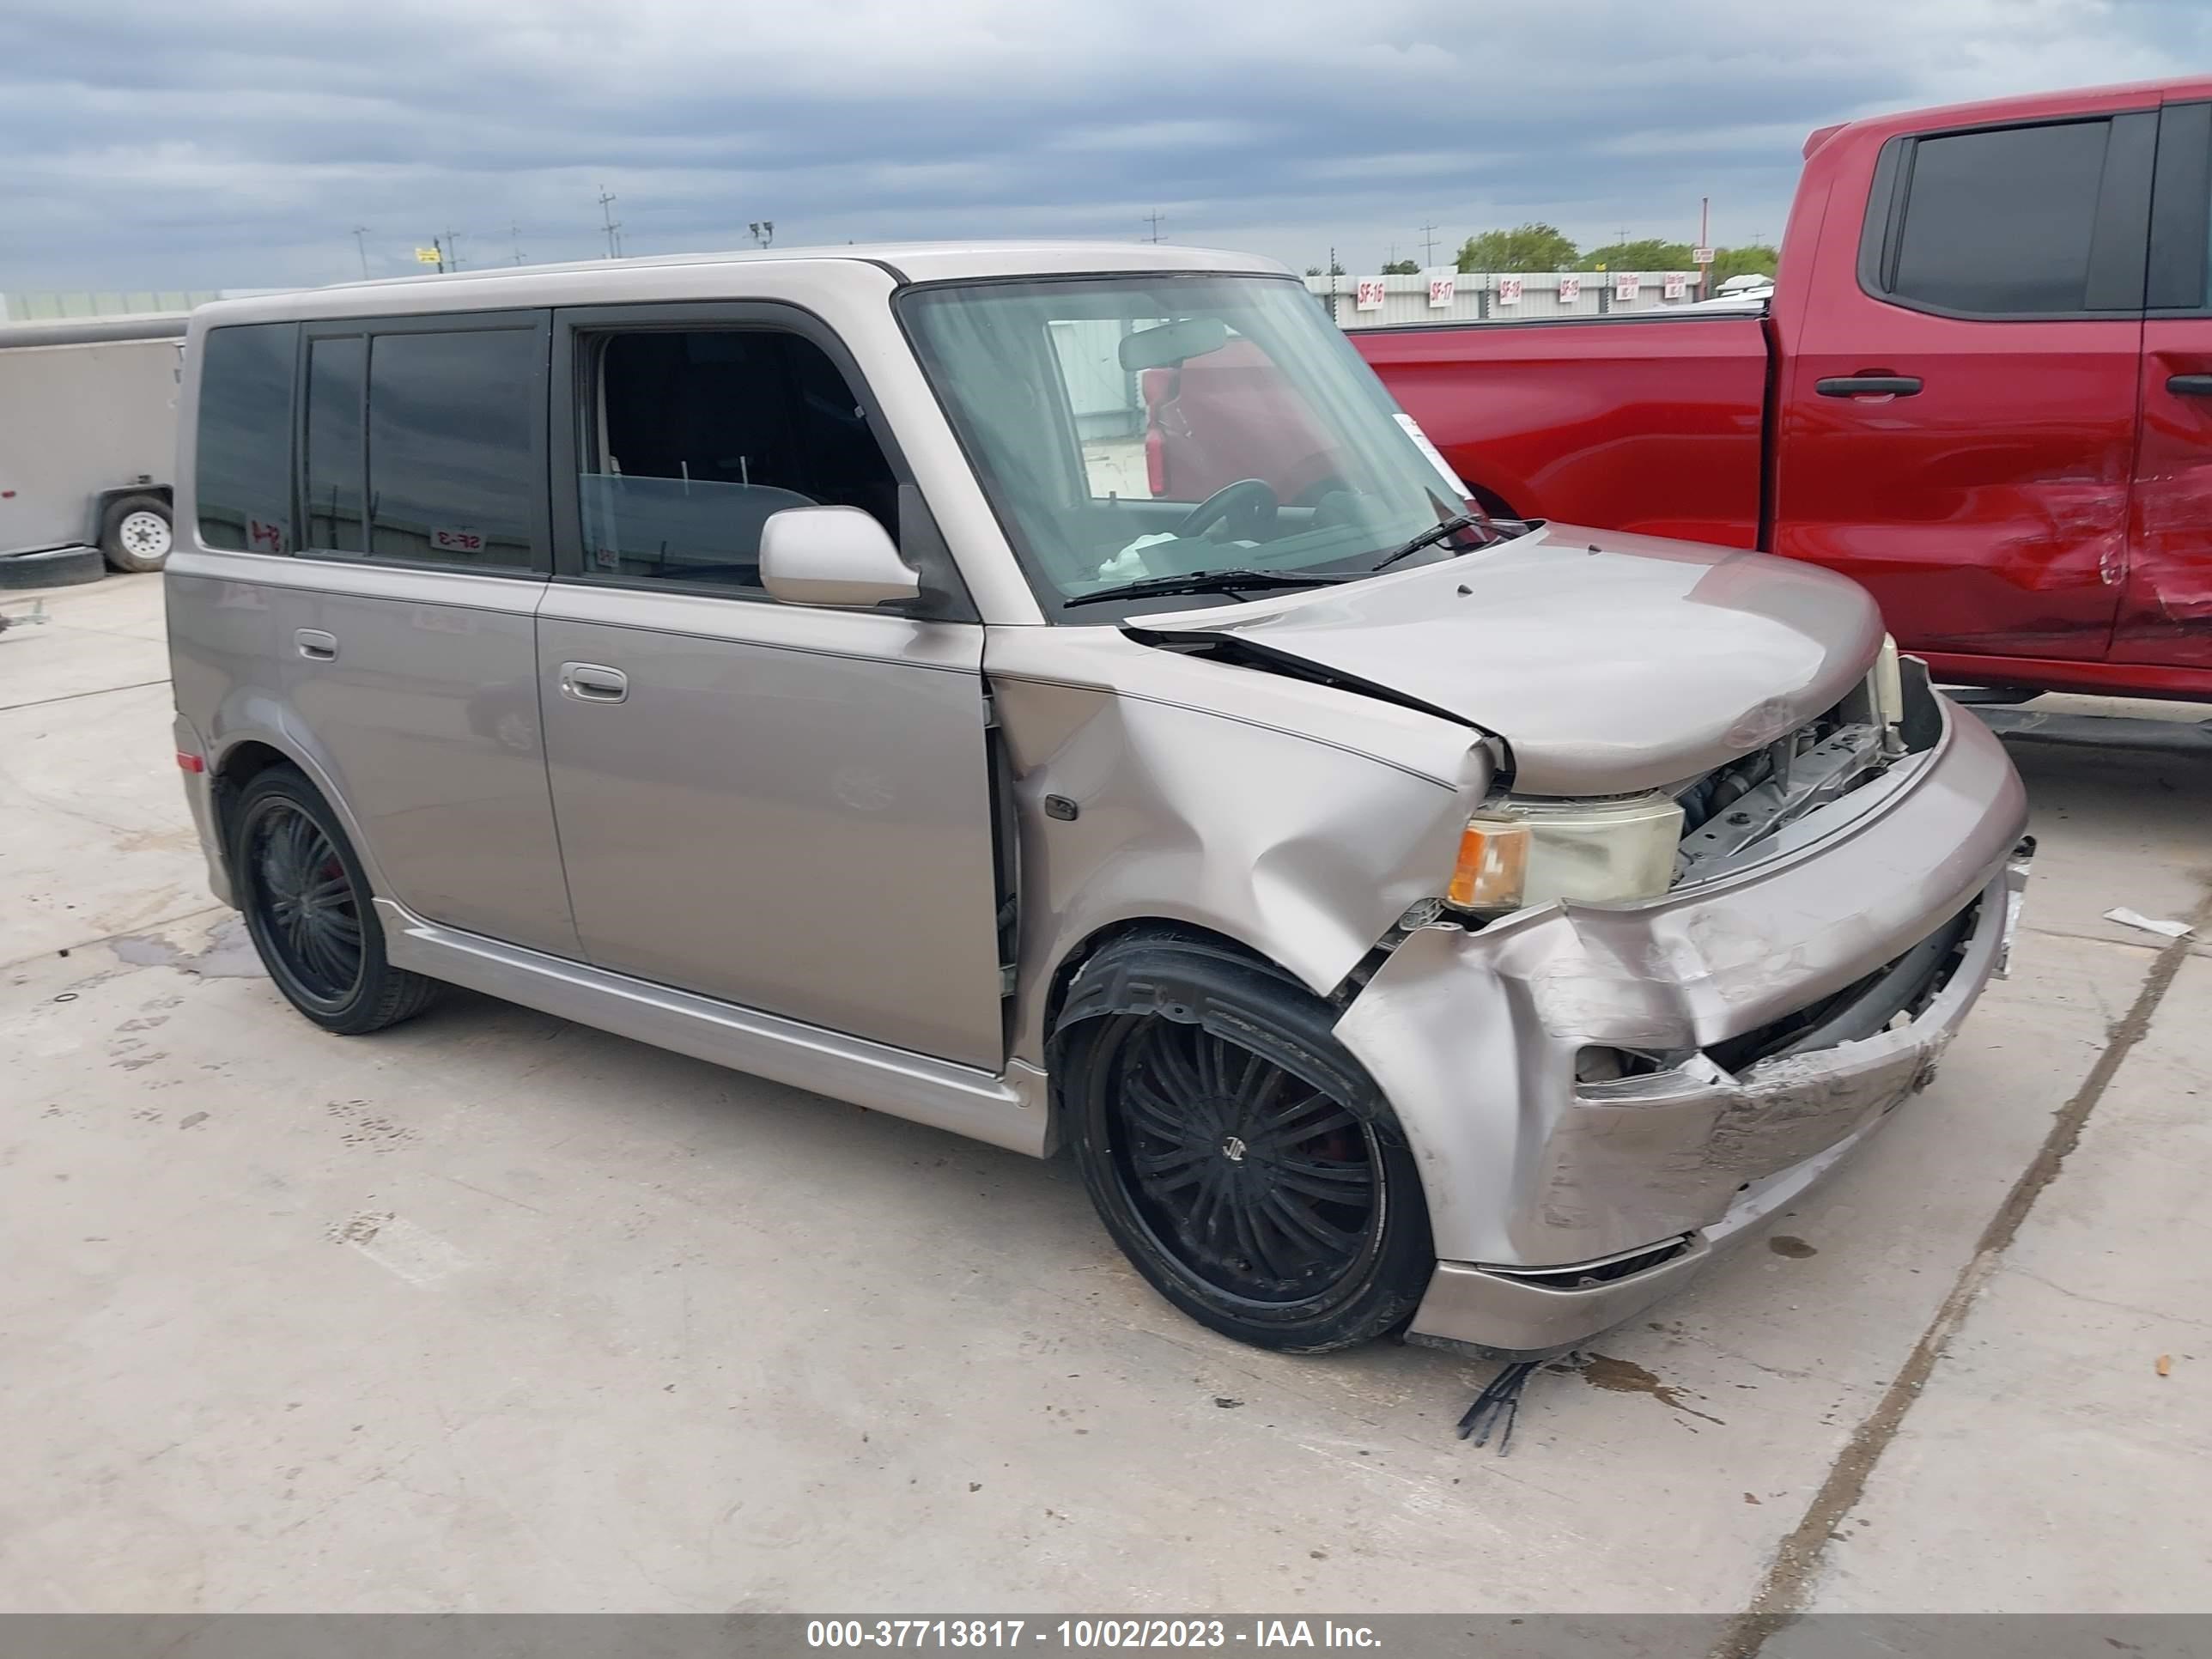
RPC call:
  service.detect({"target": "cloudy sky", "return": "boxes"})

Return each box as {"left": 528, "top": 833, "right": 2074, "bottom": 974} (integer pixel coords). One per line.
{"left": 3, "top": 0, "right": 2208, "bottom": 294}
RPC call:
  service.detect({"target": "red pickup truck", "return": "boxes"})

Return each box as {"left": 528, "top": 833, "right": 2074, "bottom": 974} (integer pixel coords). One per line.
{"left": 1164, "top": 77, "right": 2212, "bottom": 702}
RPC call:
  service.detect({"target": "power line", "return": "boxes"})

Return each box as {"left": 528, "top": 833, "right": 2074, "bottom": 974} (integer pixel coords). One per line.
{"left": 1142, "top": 210, "right": 1165, "bottom": 244}
{"left": 351, "top": 226, "right": 372, "bottom": 280}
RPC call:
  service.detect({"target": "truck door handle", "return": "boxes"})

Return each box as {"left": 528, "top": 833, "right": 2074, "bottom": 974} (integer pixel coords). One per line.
{"left": 2166, "top": 374, "right": 2212, "bottom": 396}
{"left": 294, "top": 629, "right": 337, "bottom": 661}
{"left": 559, "top": 662, "right": 629, "bottom": 703}
{"left": 1817, "top": 375, "right": 1923, "bottom": 398}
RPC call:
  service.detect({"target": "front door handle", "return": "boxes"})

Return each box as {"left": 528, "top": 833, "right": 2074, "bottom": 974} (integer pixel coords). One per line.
{"left": 294, "top": 629, "right": 337, "bottom": 661}
{"left": 1816, "top": 374, "right": 1923, "bottom": 398}
{"left": 559, "top": 661, "right": 629, "bottom": 703}
{"left": 2167, "top": 374, "right": 2212, "bottom": 397}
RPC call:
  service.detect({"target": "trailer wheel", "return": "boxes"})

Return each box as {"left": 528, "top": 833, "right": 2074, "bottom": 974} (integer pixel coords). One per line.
{"left": 0, "top": 546, "right": 105, "bottom": 590}
{"left": 100, "top": 493, "right": 173, "bottom": 572}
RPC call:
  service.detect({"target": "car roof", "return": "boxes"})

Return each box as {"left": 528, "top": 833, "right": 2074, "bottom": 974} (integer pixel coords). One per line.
{"left": 191, "top": 242, "right": 1291, "bottom": 329}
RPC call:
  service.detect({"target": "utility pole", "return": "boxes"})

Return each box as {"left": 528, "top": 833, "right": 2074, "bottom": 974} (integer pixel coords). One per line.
{"left": 1419, "top": 222, "right": 1440, "bottom": 265}
{"left": 1143, "top": 210, "right": 1165, "bottom": 244}
{"left": 431, "top": 236, "right": 446, "bottom": 274}
{"left": 510, "top": 222, "right": 526, "bottom": 265}
{"left": 748, "top": 221, "right": 775, "bottom": 249}
{"left": 443, "top": 228, "right": 463, "bottom": 271}
{"left": 351, "top": 226, "right": 372, "bottom": 280}
{"left": 598, "top": 186, "right": 623, "bottom": 259}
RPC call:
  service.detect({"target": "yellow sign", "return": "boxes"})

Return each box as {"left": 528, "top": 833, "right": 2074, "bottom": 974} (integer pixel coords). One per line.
{"left": 415, "top": 247, "right": 441, "bottom": 265}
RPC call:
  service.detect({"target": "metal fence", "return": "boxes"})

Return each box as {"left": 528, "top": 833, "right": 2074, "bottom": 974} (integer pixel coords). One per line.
{"left": 1306, "top": 270, "right": 1705, "bottom": 327}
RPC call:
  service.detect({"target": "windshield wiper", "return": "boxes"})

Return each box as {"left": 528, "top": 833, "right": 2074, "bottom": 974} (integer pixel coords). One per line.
{"left": 1368, "top": 512, "right": 1489, "bottom": 574}
{"left": 1062, "top": 568, "right": 1356, "bottom": 609}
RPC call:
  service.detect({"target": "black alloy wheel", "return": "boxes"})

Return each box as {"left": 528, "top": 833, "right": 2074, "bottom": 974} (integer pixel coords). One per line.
{"left": 1057, "top": 934, "right": 1432, "bottom": 1352}
{"left": 247, "top": 799, "right": 363, "bottom": 1006}
{"left": 231, "top": 765, "right": 441, "bottom": 1035}
{"left": 1112, "top": 1016, "right": 1382, "bottom": 1304}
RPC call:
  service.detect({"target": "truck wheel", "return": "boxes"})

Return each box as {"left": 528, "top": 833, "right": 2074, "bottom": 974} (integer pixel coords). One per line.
{"left": 1053, "top": 933, "right": 1434, "bottom": 1353}
{"left": 100, "top": 494, "right": 173, "bottom": 572}
{"left": 0, "top": 546, "right": 105, "bottom": 589}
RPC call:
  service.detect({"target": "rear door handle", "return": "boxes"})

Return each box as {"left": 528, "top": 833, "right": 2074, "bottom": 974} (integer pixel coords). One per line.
{"left": 559, "top": 661, "right": 629, "bottom": 703}
{"left": 2166, "top": 374, "right": 2212, "bottom": 396}
{"left": 294, "top": 629, "right": 337, "bottom": 661}
{"left": 1816, "top": 375, "right": 1923, "bottom": 398}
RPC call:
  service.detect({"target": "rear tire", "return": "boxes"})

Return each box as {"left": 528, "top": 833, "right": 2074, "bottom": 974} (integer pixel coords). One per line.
{"left": 99, "top": 494, "right": 173, "bottom": 572}
{"left": 0, "top": 546, "right": 105, "bottom": 589}
{"left": 1054, "top": 933, "right": 1434, "bottom": 1352}
{"left": 232, "top": 766, "right": 441, "bottom": 1035}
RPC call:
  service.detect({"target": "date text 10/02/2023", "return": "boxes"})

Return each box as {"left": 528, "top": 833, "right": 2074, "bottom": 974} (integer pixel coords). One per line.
{"left": 805, "top": 1620, "right": 1383, "bottom": 1650}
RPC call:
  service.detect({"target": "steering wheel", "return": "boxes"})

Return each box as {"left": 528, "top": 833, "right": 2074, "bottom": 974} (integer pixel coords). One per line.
{"left": 1176, "top": 477, "right": 1279, "bottom": 543}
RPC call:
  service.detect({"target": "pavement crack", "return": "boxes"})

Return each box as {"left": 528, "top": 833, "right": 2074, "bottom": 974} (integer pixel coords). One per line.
{"left": 1711, "top": 882, "right": 2212, "bottom": 1659}
{"left": 0, "top": 676, "right": 172, "bottom": 714}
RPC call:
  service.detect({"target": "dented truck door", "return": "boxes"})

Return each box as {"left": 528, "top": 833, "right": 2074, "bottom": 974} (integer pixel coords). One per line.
{"left": 2120, "top": 98, "right": 2212, "bottom": 672}
{"left": 1772, "top": 108, "right": 2152, "bottom": 663}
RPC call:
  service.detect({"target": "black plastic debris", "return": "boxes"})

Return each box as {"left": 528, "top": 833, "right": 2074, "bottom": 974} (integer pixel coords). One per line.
{"left": 1456, "top": 1360, "right": 1540, "bottom": 1453}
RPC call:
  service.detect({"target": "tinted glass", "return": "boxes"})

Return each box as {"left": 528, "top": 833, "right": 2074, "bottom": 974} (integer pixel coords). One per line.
{"left": 1892, "top": 121, "right": 2111, "bottom": 314}
{"left": 2148, "top": 101, "right": 2212, "bottom": 309}
{"left": 368, "top": 329, "right": 537, "bottom": 567}
{"left": 304, "top": 336, "right": 365, "bottom": 552}
{"left": 578, "top": 330, "right": 897, "bottom": 590}
{"left": 195, "top": 322, "right": 295, "bottom": 553}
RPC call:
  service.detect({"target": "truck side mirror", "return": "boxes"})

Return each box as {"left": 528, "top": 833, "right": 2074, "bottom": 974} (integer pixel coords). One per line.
{"left": 759, "top": 507, "right": 922, "bottom": 609}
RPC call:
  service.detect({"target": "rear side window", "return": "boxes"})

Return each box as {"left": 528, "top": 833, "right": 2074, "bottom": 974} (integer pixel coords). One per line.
{"left": 1887, "top": 122, "right": 2112, "bottom": 314}
{"left": 195, "top": 323, "right": 295, "bottom": 553}
{"left": 304, "top": 336, "right": 366, "bottom": 553}
{"left": 367, "top": 329, "right": 538, "bottom": 568}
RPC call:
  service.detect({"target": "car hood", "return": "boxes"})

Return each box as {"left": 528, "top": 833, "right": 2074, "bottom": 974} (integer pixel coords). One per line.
{"left": 1135, "top": 522, "right": 1886, "bottom": 795}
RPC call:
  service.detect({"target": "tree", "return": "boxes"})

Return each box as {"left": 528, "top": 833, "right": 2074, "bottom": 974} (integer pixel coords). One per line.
{"left": 1578, "top": 238, "right": 1692, "bottom": 272}
{"left": 1381, "top": 258, "right": 1420, "bottom": 275}
{"left": 1706, "top": 244, "right": 1779, "bottom": 287}
{"left": 1454, "top": 223, "right": 1577, "bottom": 272}
{"left": 1303, "top": 261, "right": 1346, "bottom": 277}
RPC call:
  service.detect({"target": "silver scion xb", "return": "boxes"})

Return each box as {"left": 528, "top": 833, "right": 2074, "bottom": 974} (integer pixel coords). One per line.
{"left": 167, "top": 245, "right": 2031, "bottom": 1358}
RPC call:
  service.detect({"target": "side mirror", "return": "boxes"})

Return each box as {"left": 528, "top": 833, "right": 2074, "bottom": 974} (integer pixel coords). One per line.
{"left": 759, "top": 506, "right": 921, "bottom": 609}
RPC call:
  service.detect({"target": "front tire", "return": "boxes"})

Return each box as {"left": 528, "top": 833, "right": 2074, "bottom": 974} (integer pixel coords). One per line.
{"left": 1054, "top": 934, "right": 1433, "bottom": 1352}
{"left": 232, "top": 767, "right": 439, "bottom": 1035}
{"left": 99, "top": 494, "right": 173, "bottom": 573}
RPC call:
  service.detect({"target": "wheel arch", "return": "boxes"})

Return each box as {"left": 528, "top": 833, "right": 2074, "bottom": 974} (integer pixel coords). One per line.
{"left": 207, "top": 728, "right": 393, "bottom": 902}
{"left": 1042, "top": 917, "right": 1299, "bottom": 1054}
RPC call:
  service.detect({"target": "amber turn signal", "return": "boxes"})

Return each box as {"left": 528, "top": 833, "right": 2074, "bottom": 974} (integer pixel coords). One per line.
{"left": 1447, "top": 816, "right": 1531, "bottom": 910}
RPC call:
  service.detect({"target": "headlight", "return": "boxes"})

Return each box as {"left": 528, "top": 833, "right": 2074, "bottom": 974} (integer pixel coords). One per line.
{"left": 1447, "top": 792, "right": 1685, "bottom": 914}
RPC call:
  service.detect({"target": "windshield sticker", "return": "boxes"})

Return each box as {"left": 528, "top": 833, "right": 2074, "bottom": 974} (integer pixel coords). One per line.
{"left": 1393, "top": 413, "right": 1468, "bottom": 497}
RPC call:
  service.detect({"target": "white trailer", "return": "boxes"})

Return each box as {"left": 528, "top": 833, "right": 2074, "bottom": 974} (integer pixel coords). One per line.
{"left": 0, "top": 314, "right": 187, "bottom": 587}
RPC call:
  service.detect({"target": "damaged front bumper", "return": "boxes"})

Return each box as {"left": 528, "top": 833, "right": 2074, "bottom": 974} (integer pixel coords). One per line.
{"left": 1334, "top": 703, "right": 2031, "bottom": 1360}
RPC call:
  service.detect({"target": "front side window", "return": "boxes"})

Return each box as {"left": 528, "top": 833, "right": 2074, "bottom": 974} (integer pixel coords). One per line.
{"left": 900, "top": 275, "right": 1478, "bottom": 617}
{"left": 367, "top": 329, "right": 537, "bottom": 568}
{"left": 1889, "top": 121, "right": 2112, "bottom": 314}
{"left": 195, "top": 322, "right": 296, "bottom": 553}
{"left": 574, "top": 328, "right": 898, "bottom": 591}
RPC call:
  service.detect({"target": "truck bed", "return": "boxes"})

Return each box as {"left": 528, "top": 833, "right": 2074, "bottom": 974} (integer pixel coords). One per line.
{"left": 1352, "top": 313, "right": 1771, "bottom": 550}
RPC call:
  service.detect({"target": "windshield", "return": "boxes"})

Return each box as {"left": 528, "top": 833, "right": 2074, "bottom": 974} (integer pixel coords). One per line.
{"left": 898, "top": 274, "right": 1479, "bottom": 618}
